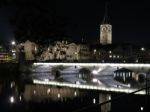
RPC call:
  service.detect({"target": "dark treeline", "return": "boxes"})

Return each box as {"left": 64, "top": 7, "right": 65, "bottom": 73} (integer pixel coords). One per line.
{"left": 0, "top": 0, "right": 71, "bottom": 44}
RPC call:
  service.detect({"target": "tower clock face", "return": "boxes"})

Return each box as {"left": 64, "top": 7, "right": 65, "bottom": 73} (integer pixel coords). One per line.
{"left": 101, "top": 25, "right": 111, "bottom": 33}
{"left": 100, "top": 24, "right": 112, "bottom": 45}
{"left": 102, "top": 26, "right": 107, "bottom": 32}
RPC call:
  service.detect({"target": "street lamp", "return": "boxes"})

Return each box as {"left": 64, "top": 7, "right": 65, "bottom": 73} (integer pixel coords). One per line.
{"left": 11, "top": 41, "right": 16, "bottom": 46}
{"left": 141, "top": 47, "right": 145, "bottom": 51}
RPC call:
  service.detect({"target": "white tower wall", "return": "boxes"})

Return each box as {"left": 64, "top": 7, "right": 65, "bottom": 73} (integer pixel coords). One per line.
{"left": 100, "top": 24, "right": 112, "bottom": 45}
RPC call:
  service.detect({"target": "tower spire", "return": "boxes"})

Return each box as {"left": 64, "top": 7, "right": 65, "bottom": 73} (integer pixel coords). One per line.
{"left": 100, "top": 1, "right": 112, "bottom": 45}
{"left": 102, "top": 1, "right": 109, "bottom": 24}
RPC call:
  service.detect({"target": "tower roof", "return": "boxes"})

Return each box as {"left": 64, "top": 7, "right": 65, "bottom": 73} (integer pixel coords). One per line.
{"left": 102, "top": 1, "right": 110, "bottom": 24}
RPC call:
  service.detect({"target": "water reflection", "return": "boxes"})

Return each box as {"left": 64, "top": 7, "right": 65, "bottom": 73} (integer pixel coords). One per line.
{"left": 0, "top": 72, "right": 100, "bottom": 112}
{"left": 23, "top": 85, "right": 82, "bottom": 102}
{"left": 0, "top": 72, "right": 149, "bottom": 112}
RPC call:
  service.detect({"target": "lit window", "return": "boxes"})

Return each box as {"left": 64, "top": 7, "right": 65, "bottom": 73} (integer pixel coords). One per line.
{"left": 114, "top": 73, "right": 116, "bottom": 77}
{"left": 79, "top": 74, "right": 82, "bottom": 78}
{"left": 129, "top": 72, "right": 131, "bottom": 77}
{"left": 123, "top": 72, "right": 125, "bottom": 78}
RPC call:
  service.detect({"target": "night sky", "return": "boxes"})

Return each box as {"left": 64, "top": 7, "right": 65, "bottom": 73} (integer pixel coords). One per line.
{"left": 0, "top": 0, "right": 150, "bottom": 45}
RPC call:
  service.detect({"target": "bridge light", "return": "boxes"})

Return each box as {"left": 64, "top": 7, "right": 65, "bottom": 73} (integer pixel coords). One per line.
{"left": 92, "top": 70, "right": 98, "bottom": 75}
{"left": 135, "top": 59, "right": 139, "bottom": 63}
{"left": 76, "top": 81, "right": 80, "bottom": 84}
{"left": 44, "top": 79, "right": 49, "bottom": 81}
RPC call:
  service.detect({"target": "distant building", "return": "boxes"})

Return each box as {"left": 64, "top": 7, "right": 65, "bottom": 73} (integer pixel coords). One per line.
{"left": 0, "top": 45, "right": 11, "bottom": 62}
{"left": 38, "top": 41, "right": 80, "bottom": 61}
{"left": 79, "top": 43, "right": 91, "bottom": 60}
{"left": 114, "top": 68, "right": 135, "bottom": 82}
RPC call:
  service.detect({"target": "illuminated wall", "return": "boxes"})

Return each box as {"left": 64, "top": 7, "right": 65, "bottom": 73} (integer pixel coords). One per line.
{"left": 100, "top": 24, "right": 112, "bottom": 45}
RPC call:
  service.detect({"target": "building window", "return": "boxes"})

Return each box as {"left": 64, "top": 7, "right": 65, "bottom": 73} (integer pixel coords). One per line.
{"left": 129, "top": 72, "right": 131, "bottom": 77}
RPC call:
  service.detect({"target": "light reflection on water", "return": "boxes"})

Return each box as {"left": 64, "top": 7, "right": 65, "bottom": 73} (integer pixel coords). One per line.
{"left": 0, "top": 72, "right": 148, "bottom": 112}
{"left": 0, "top": 72, "right": 98, "bottom": 103}
{"left": 0, "top": 72, "right": 101, "bottom": 112}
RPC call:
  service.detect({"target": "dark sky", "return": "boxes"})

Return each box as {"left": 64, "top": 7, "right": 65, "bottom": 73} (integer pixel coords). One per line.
{"left": 0, "top": 0, "right": 150, "bottom": 45}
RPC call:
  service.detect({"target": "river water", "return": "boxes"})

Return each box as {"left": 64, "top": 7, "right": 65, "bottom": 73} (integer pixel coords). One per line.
{"left": 0, "top": 72, "right": 148, "bottom": 112}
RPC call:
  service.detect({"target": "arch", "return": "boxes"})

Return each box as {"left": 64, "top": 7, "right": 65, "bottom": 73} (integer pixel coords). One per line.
{"left": 138, "top": 73, "right": 146, "bottom": 83}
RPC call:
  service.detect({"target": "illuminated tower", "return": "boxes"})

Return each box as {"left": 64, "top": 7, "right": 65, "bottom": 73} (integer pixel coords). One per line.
{"left": 100, "top": 2, "right": 112, "bottom": 45}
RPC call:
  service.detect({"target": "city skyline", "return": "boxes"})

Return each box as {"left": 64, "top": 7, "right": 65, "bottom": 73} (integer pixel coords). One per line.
{"left": 0, "top": 0, "right": 150, "bottom": 45}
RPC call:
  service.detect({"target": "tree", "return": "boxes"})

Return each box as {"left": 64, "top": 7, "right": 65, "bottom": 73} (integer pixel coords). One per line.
{"left": 8, "top": 0, "right": 69, "bottom": 44}
{"left": 51, "top": 65, "right": 64, "bottom": 80}
{"left": 79, "top": 68, "right": 92, "bottom": 82}
{"left": 138, "top": 74, "right": 145, "bottom": 83}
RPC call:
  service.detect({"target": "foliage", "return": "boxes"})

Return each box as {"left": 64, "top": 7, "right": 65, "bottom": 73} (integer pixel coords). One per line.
{"left": 79, "top": 68, "right": 92, "bottom": 81}
{"left": 138, "top": 74, "right": 145, "bottom": 83}
{"left": 2, "top": 0, "right": 69, "bottom": 44}
{"left": 51, "top": 65, "right": 64, "bottom": 79}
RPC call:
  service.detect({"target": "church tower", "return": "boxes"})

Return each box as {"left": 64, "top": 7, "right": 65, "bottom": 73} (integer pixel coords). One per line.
{"left": 100, "top": 2, "right": 112, "bottom": 45}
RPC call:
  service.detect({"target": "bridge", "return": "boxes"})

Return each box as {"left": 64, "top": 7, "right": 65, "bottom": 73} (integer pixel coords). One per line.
{"left": 32, "top": 62, "right": 150, "bottom": 95}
